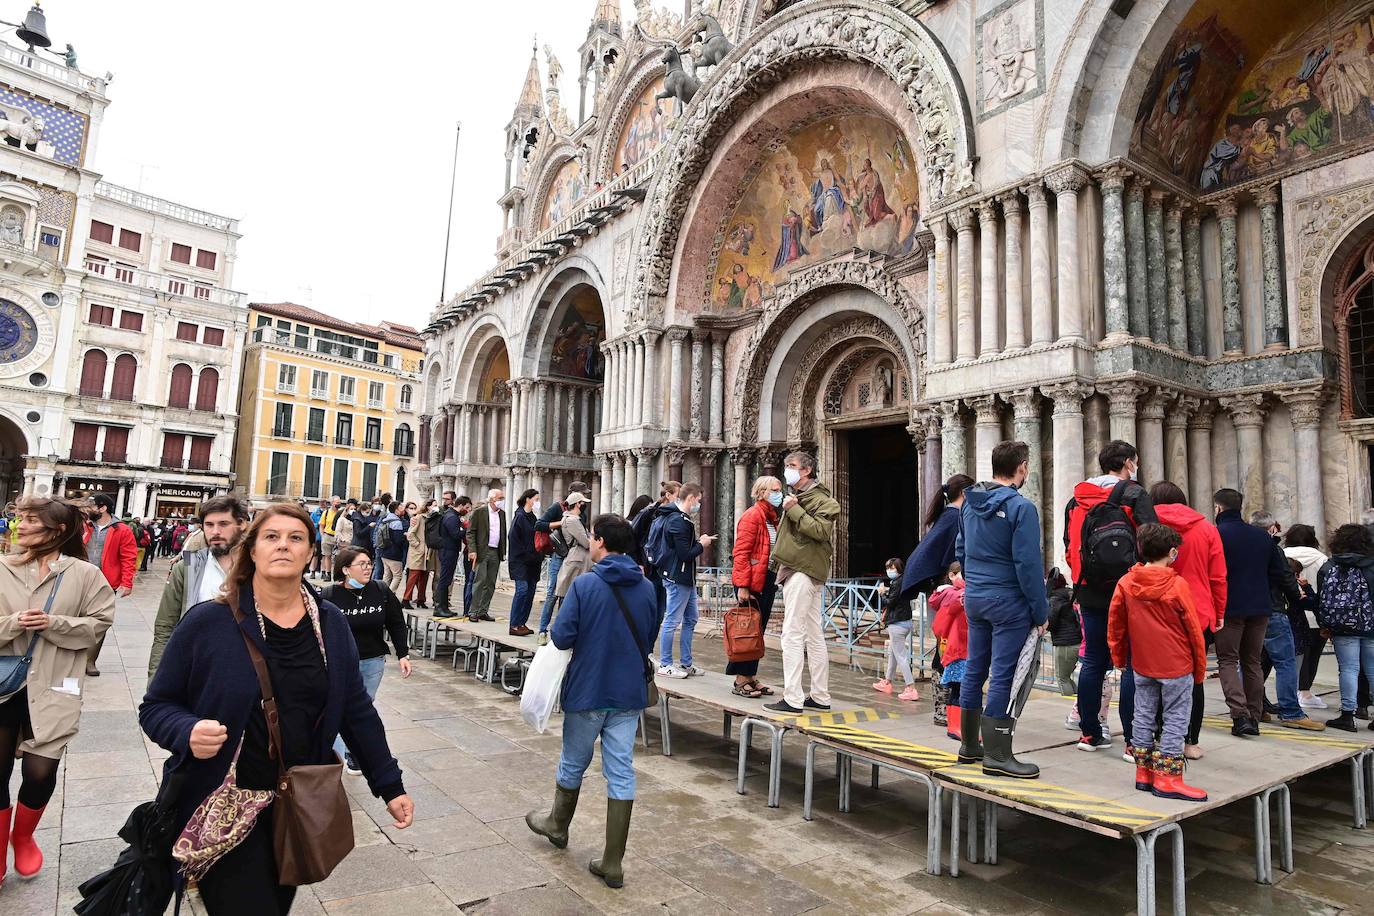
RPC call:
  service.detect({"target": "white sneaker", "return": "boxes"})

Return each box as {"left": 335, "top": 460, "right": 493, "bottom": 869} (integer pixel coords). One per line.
{"left": 659, "top": 665, "right": 690, "bottom": 679}
{"left": 1299, "top": 692, "right": 1328, "bottom": 709}
{"left": 1064, "top": 709, "right": 1081, "bottom": 730}
{"left": 683, "top": 665, "right": 705, "bottom": 677}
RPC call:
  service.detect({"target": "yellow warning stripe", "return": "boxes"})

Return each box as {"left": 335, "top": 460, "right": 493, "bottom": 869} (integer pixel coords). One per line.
{"left": 803, "top": 722, "right": 960, "bottom": 768}
{"left": 780, "top": 708, "right": 901, "bottom": 728}
{"left": 1201, "top": 716, "right": 1371, "bottom": 750}
{"left": 940, "top": 764, "right": 1165, "bottom": 827}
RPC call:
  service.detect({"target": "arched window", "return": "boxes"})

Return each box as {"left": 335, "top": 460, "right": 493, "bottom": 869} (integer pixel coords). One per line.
{"left": 195, "top": 367, "right": 220, "bottom": 412}
{"left": 1338, "top": 238, "right": 1374, "bottom": 418}
{"left": 109, "top": 354, "right": 137, "bottom": 401}
{"left": 168, "top": 363, "right": 193, "bottom": 409}
{"left": 395, "top": 466, "right": 406, "bottom": 502}
{"left": 78, "top": 349, "right": 107, "bottom": 397}
{"left": 393, "top": 422, "right": 413, "bottom": 456}
{"left": 399, "top": 384, "right": 414, "bottom": 410}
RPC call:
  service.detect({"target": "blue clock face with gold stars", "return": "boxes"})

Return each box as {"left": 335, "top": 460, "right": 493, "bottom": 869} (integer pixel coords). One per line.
{"left": 0, "top": 299, "right": 36, "bottom": 363}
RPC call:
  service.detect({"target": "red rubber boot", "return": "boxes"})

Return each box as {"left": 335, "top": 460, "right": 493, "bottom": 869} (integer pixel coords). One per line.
{"left": 12, "top": 803, "right": 46, "bottom": 877}
{"left": 946, "top": 705, "right": 961, "bottom": 741}
{"left": 1131, "top": 745, "right": 1153, "bottom": 792}
{"left": 1149, "top": 752, "right": 1208, "bottom": 802}
{"left": 0, "top": 806, "right": 10, "bottom": 888}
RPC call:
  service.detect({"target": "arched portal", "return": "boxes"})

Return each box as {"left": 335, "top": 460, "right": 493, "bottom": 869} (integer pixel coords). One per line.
{"left": 0, "top": 414, "right": 27, "bottom": 505}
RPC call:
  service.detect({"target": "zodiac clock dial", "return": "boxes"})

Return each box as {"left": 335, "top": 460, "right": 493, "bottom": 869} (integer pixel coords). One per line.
{"left": 0, "top": 298, "right": 37, "bottom": 363}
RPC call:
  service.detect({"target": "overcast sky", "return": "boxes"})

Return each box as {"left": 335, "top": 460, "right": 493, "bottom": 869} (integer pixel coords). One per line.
{"left": 34, "top": 0, "right": 608, "bottom": 327}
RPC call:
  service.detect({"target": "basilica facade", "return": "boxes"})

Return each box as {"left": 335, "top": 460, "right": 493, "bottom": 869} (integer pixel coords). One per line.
{"left": 420, "top": 0, "right": 1374, "bottom": 577}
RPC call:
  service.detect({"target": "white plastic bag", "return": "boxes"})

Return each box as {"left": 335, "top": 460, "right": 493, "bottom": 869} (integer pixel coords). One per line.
{"left": 520, "top": 644, "right": 573, "bottom": 733}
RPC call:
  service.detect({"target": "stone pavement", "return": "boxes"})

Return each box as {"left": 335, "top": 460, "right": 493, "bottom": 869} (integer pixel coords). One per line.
{"left": 4, "top": 557, "right": 1374, "bottom": 914}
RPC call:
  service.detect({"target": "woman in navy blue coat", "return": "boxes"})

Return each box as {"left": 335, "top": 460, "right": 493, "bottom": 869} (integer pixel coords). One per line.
{"left": 140, "top": 503, "right": 412, "bottom": 915}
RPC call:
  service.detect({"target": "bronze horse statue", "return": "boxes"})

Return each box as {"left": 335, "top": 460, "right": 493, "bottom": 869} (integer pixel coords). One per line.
{"left": 653, "top": 44, "right": 700, "bottom": 116}
{"left": 692, "top": 14, "right": 734, "bottom": 72}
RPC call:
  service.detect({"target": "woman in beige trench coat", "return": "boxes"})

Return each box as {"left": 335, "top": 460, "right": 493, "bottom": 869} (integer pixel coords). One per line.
{"left": 0, "top": 497, "right": 114, "bottom": 888}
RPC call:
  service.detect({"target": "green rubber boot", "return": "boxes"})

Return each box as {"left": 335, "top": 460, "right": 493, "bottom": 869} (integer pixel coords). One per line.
{"left": 956, "top": 707, "right": 983, "bottom": 763}
{"left": 589, "top": 798, "right": 634, "bottom": 889}
{"left": 525, "top": 783, "right": 580, "bottom": 849}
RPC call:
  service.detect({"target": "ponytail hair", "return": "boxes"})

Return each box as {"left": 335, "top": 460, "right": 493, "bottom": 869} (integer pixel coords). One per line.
{"left": 924, "top": 474, "right": 974, "bottom": 530}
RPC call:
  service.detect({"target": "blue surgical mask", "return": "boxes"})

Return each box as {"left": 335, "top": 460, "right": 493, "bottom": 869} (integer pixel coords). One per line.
{"left": 886, "top": 569, "right": 898, "bottom": 580}
{"left": 766, "top": 491, "right": 783, "bottom": 507}
{"left": 346, "top": 576, "right": 366, "bottom": 589}
{"left": 689, "top": 502, "right": 701, "bottom": 514}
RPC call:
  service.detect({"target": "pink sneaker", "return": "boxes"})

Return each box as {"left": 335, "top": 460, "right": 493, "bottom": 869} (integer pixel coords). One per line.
{"left": 872, "top": 679, "right": 893, "bottom": 694}
{"left": 898, "top": 685, "right": 920, "bottom": 702}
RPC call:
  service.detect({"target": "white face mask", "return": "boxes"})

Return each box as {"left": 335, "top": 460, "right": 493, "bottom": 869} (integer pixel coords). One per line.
{"left": 531, "top": 501, "right": 541, "bottom": 516}
{"left": 494, "top": 499, "right": 506, "bottom": 512}
{"left": 784, "top": 467, "right": 801, "bottom": 487}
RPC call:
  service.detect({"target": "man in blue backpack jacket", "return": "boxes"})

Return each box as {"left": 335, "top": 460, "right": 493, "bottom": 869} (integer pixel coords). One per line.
{"left": 956, "top": 440, "right": 1048, "bottom": 779}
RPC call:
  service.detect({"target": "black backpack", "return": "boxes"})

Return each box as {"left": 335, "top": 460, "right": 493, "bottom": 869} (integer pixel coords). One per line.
{"left": 424, "top": 511, "right": 445, "bottom": 549}
{"left": 1077, "top": 479, "right": 1139, "bottom": 590}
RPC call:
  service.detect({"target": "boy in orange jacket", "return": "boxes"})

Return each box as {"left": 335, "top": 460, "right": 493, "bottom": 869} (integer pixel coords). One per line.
{"left": 1108, "top": 523, "right": 1208, "bottom": 801}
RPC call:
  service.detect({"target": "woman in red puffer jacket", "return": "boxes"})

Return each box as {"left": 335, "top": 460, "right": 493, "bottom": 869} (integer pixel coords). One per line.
{"left": 1149, "top": 481, "right": 1227, "bottom": 759}
{"left": 730, "top": 476, "right": 783, "bottom": 698}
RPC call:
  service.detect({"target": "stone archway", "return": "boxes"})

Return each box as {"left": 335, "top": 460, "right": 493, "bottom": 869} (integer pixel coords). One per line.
{"left": 0, "top": 413, "right": 28, "bottom": 505}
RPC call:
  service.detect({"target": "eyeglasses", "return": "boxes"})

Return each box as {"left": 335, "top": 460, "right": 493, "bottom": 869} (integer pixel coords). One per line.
{"left": 349, "top": 559, "right": 373, "bottom": 570}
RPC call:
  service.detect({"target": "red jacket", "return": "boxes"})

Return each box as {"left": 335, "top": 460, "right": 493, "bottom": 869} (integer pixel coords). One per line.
{"left": 1153, "top": 503, "right": 1227, "bottom": 632}
{"left": 1062, "top": 477, "right": 1156, "bottom": 605}
{"left": 930, "top": 583, "right": 968, "bottom": 664}
{"left": 1107, "top": 564, "right": 1206, "bottom": 682}
{"left": 95, "top": 520, "right": 138, "bottom": 593}
{"left": 732, "top": 501, "right": 778, "bottom": 593}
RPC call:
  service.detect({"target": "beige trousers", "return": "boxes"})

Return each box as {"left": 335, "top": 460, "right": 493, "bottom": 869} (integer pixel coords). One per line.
{"left": 382, "top": 558, "right": 405, "bottom": 594}
{"left": 780, "top": 571, "right": 831, "bottom": 708}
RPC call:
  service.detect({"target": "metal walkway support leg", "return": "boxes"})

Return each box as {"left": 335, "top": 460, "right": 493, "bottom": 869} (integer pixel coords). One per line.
{"left": 966, "top": 797, "right": 980, "bottom": 864}
{"left": 1254, "top": 783, "right": 1293, "bottom": 884}
{"left": 803, "top": 740, "right": 818, "bottom": 821}
{"left": 1353, "top": 752, "right": 1368, "bottom": 829}
{"left": 838, "top": 753, "right": 852, "bottom": 813}
{"left": 723, "top": 710, "right": 732, "bottom": 740}
{"left": 871, "top": 763, "right": 880, "bottom": 789}
{"left": 1134, "top": 822, "right": 1186, "bottom": 916}
{"left": 659, "top": 694, "right": 672, "bottom": 756}
{"left": 984, "top": 798, "right": 999, "bottom": 865}
{"left": 949, "top": 789, "right": 961, "bottom": 878}
{"left": 927, "top": 781, "right": 943, "bottom": 877}
{"left": 768, "top": 724, "right": 787, "bottom": 807}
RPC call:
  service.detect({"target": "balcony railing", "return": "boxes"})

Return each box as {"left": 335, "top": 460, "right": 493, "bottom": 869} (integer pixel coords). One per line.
{"left": 366, "top": 399, "right": 384, "bottom": 410}
{"left": 393, "top": 443, "right": 415, "bottom": 458}
{"left": 277, "top": 382, "right": 297, "bottom": 395}
{"left": 250, "top": 328, "right": 396, "bottom": 369}
{"left": 83, "top": 257, "right": 243, "bottom": 307}
{"left": 333, "top": 436, "right": 354, "bottom": 448}
{"left": 0, "top": 41, "right": 107, "bottom": 95}
{"left": 272, "top": 426, "right": 293, "bottom": 439}
{"left": 436, "top": 146, "right": 662, "bottom": 320}
{"left": 363, "top": 440, "right": 382, "bottom": 452}
{"left": 339, "top": 392, "right": 356, "bottom": 405}
{"left": 306, "top": 430, "right": 326, "bottom": 444}
{"left": 95, "top": 180, "right": 234, "bottom": 232}
{"left": 309, "top": 387, "right": 329, "bottom": 400}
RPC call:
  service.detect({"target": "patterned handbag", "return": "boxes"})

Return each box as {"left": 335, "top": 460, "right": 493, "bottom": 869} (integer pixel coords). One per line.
{"left": 171, "top": 737, "right": 273, "bottom": 883}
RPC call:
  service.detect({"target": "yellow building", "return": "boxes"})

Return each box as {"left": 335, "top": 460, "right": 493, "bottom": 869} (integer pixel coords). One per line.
{"left": 234, "top": 303, "right": 424, "bottom": 505}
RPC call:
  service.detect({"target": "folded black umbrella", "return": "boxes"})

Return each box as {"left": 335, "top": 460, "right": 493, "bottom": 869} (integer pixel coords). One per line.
{"left": 75, "top": 771, "right": 185, "bottom": 916}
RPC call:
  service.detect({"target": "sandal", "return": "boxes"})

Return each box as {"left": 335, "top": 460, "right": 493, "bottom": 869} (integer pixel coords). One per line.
{"left": 732, "top": 682, "right": 765, "bottom": 698}
{"left": 748, "top": 679, "right": 775, "bottom": 696}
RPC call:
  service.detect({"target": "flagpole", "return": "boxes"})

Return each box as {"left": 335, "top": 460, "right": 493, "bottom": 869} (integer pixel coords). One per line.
{"left": 439, "top": 121, "right": 462, "bottom": 304}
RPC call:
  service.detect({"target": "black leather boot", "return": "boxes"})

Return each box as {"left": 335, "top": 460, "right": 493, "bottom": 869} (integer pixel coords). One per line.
{"left": 981, "top": 716, "right": 1039, "bottom": 779}
{"left": 957, "top": 707, "right": 983, "bottom": 763}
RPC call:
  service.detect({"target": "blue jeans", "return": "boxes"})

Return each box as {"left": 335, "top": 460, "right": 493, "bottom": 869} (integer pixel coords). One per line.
{"left": 1332, "top": 635, "right": 1374, "bottom": 713}
{"left": 556, "top": 709, "right": 640, "bottom": 800}
{"left": 659, "top": 578, "right": 698, "bottom": 668}
{"left": 1077, "top": 606, "right": 1135, "bottom": 741}
{"left": 1264, "top": 612, "right": 1302, "bottom": 720}
{"left": 333, "top": 655, "right": 386, "bottom": 760}
{"left": 959, "top": 594, "right": 1031, "bottom": 720}
{"left": 511, "top": 576, "right": 538, "bottom": 629}
{"left": 538, "top": 554, "right": 563, "bottom": 633}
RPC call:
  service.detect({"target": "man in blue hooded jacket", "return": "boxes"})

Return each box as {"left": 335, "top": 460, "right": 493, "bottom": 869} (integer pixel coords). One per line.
{"left": 955, "top": 440, "right": 1048, "bottom": 779}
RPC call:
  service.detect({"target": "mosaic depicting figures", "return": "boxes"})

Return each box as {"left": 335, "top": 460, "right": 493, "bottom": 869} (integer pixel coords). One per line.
{"left": 1132, "top": 0, "right": 1374, "bottom": 190}
{"left": 548, "top": 287, "right": 605, "bottom": 382}
{"left": 709, "top": 115, "right": 920, "bottom": 309}
{"left": 613, "top": 77, "right": 672, "bottom": 172}
{"left": 539, "top": 157, "right": 585, "bottom": 230}
{"left": 477, "top": 348, "right": 510, "bottom": 402}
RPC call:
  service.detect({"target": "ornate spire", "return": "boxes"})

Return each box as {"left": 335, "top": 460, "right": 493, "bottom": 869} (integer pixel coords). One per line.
{"left": 517, "top": 40, "right": 543, "bottom": 114}
{"left": 594, "top": 0, "right": 621, "bottom": 29}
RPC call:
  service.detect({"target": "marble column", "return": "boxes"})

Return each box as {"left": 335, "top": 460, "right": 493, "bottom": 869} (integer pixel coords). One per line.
{"left": 1045, "top": 382, "right": 1091, "bottom": 568}
{"left": 1216, "top": 196, "right": 1243, "bottom": 355}
{"left": 635, "top": 447, "right": 657, "bottom": 502}
{"left": 1183, "top": 209, "right": 1205, "bottom": 356}
{"left": 931, "top": 216, "right": 952, "bottom": 364}
{"left": 518, "top": 379, "right": 533, "bottom": 451}
{"left": 441, "top": 407, "right": 454, "bottom": 461}
{"left": 1256, "top": 184, "right": 1287, "bottom": 349}
{"left": 1223, "top": 394, "right": 1267, "bottom": 507}
{"left": 1187, "top": 401, "right": 1216, "bottom": 511}
{"left": 1165, "top": 203, "right": 1188, "bottom": 351}
{"left": 550, "top": 384, "right": 564, "bottom": 454}
{"left": 920, "top": 411, "right": 942, "bottom": 512}
{"left": 611, "top": 452, "right": 626, "bottom": 515}
{"left": 690, "top": 334, "right": 706, "bottom": 440}
{"left": 452, "top": 405, "right": 466, "bottom": 463}
{"left": 999, "top": 191, "right": 1026, "bottom": 349}
{"left": 970, "top": 395, "right": 1002, "bottom": 481}
{"left": 1047, "top": 165, "right": 1087, "bottom": 341}
{"left": 1281, "top": 387, "right": 1326, "bottom": 534}
{"left": 1026, "top": 182, "right": 1054, "bottom": 346}
{"left": 1164, "top": 396, "right": 1195, "bottom": 495}
{"left": 505, "top": 383, "right": 519, "bottom": 453}
{"left": 709, "top": 335, "right": 725, "bottom": 441}
{"left": 581, "top": 389, "right": 594, "bottom": 454}
{"left": 1103, "top": 380, "right": 1143, "bottom": 444}
{"left": 668, "top": 330, "right": 687, "bottom": 440}
{"left": 978, "top": 199, "right": 1000, "bottom": 357}
{"left": 1010, "top": 389, "right": 1043, "bottom": 516}
{"left": 1137, "top": 390, "right": 1168, "bottom": 486}
{"left": 1146, "top": 189, "right": 1168, "bottom": 343}
{"left": 598, "top": 454, "right": 613, "bottom": 514}
{"left": 535, "top": 381, "right": 549, "bottom": 452}
{"left": 1125, "top": 179, "right": 1150, "bottom": 339}
{"left": 952, "top": 208, "right": 976, "bottom": 359}
{"left": 699, "top": 448, "right": 720, "bottom": 563}
{"left": 601, "top": 343, "right": 617, "bottom": 431}
{"left": 666, "top": 445, "right": 687, "bottom": 483}
{"left": 641, "top": 330, "right": 661, "bottom": 427}
{"left": 938, "top": 401, "right": 966, "bottom": 480}
{"left": 513, "top": 467, "right": 528, "bottom": 501}
{"left": 1100, "top": 168, "right": 1130, "bottom": 340}
{"left": 732, "top": 448, "right": 754, "bottom": 518}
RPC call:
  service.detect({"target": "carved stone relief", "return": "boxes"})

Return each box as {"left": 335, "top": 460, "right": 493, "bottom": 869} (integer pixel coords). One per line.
{"left": 975, "top": 0, "right": 1043, "bottom": 121}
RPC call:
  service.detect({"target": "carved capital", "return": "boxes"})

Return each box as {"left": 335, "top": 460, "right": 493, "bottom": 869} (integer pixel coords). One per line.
{"left": 640, "top": 328, "right": 662, "bottom": 347}
{"left": 1101, "top": 380, "right": 1146, "bottom": 416}
{"left": 1044, "top": 164, "right": 1089, "bottom": 196}
{"left": 948, "top": 207, "right": 976, "bottom": 233}
{"left": 1139, "top": 390, "right": 1171, "bottom": 422}
{"left": 1253, "top": 183, "right": 1281, "bottom": 208}
{"left": 1147, "top": 187, "right": 1169, "bottom": 207}
{"left": 599, "top": 453, "right": 614, "bottom": 470}
{"left": 1166, "top": 202, "right": 1185, "bottom": 221}
{"left": 1126, "top": 177, "right": 1149, "bottom": 203}
{"left": 1166, "top": 396, "right": 1199, "bottom": 429}
{"left": 667, "top": 327, "right": 691, "bottom": 344}
{"left": 1221, "top": 393, "right": 1267, "bottom": 428}
{"left": 731, "top": 446, "right": 757, "bottom": 467}
{"left": 937, "top": 399, "right": 964, "bottom": 427}
{"left": 1097, "top": 165, "right": 1130, "bottom": 193}
{"left": 1023, "top": 181, "right": 1047, "bottom": 207}
{"left": 1213, "top": 194, "right": 1239, "bottom": 220}
{"left": 969, "top": 394, "right": 1002, "bottom": 426}
{"left": 1189, "top": 399, "right": 1219, "bottom": 431}
{"left": 529, "top": 465, "right": 549, "bottom": 477}
{"left": 929, "top": 213, "right": 948, "bottom": 241}
{"left": 663, "top": 445, "right": 689, "bottom": 467}
{"left": 697, "top": 447, "right": 723, "bottom": 465}
{"left": 977, "top": 198, "right": 999, "bottom": 226}
{"left": 996, "top": 189, "right": 1023, "bottom": 216}
{"left": 610, "top": 451, "right": 628, "bottom": 468}
{"left": 1279, "top": 386, "right": 1326, "bottom": 429}
{"left": 634, "top": 446, "right": 660, "bottom": 461}
{"left": 1044, "top": 381, "right": 1093, "bottom": 416}
{"left": 1008, "top": 388, "right": 1041, "bottom": 418}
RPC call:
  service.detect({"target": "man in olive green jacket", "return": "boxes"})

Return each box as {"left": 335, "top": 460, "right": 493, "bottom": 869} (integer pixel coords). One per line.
{"left": 765, "top": 451, "right": 840, "bottom": 714}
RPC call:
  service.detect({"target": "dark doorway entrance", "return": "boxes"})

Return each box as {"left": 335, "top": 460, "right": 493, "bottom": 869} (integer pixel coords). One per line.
{"left": 841, "top": 423, "right": 919, "bottom": 577}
